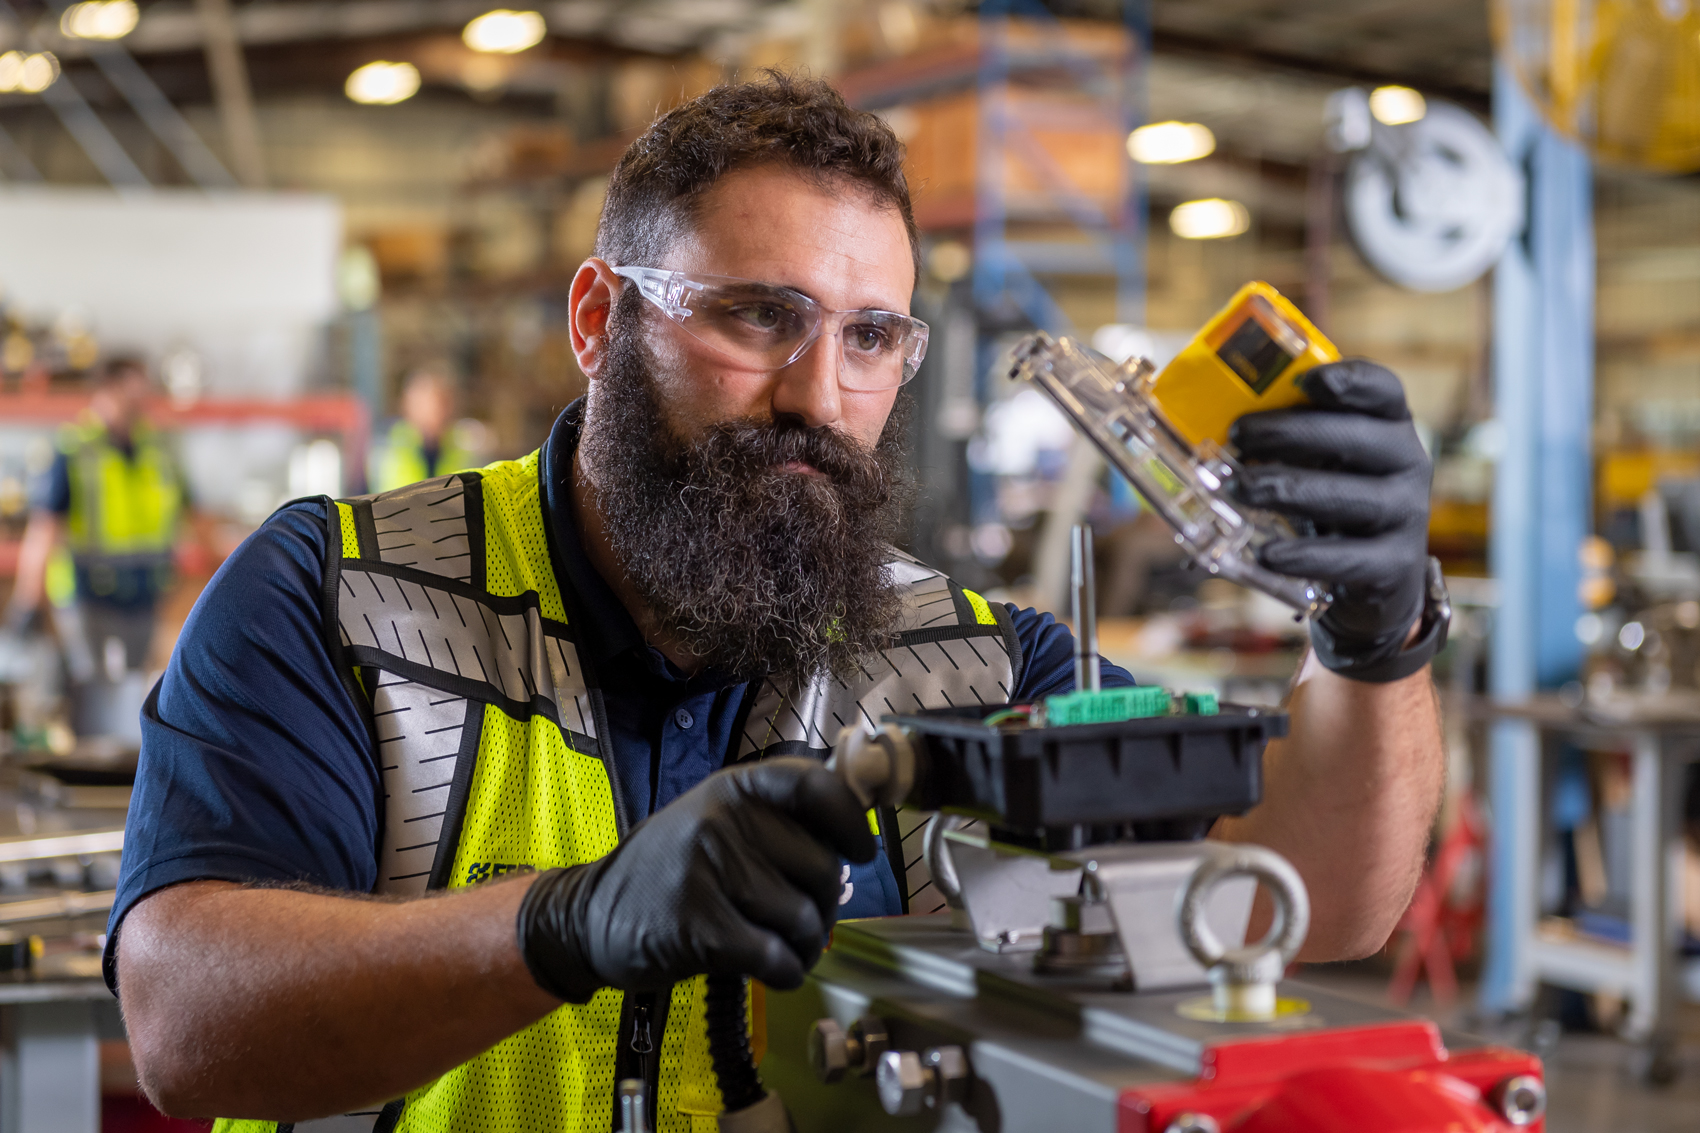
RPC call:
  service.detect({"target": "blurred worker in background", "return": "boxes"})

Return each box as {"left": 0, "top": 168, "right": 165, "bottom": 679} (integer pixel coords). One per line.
{"left": 6, "top": 356, "right": 187, "bottom": 684}
{"left": 368, "top": 367, "right": 486, "bottom": 492}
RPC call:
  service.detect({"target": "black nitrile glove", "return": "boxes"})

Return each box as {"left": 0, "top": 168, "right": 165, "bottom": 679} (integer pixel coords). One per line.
{"left": 1229, "top": 359, "right": 1436, "bottom": 682}
{"left": 516, "top": 757, "right": 878, "bottom": 1003}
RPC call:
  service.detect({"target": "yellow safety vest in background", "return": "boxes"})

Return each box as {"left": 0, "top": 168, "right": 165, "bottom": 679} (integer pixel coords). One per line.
{"left": 369, "top": 420, "right": 481, "bottom": 494}
{"left": 59, "top": 415, "right": 182, "bottom": 601}
{"left": 214, "top": 442, "right": 1019, "bottom": 1133}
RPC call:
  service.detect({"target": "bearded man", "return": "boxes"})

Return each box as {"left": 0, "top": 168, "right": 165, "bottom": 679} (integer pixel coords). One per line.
{"left": 111, "top": 76, "right": 1445, "bottom": 1132}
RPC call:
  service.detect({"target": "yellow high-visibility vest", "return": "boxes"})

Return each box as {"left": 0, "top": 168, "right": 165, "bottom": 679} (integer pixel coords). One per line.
{"left": 215, "top": 443, "right": 1018, "bottom": 1133}
{"left": 58, "top": 415, "right": 181, "bottom": 601}
{"left": 369, "top": 420, "right": 481, "bottom": 494}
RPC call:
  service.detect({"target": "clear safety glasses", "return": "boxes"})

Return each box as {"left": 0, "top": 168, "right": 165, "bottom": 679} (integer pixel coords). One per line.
{"left": 613, "top": 266, "right": 930, "bottom": 392}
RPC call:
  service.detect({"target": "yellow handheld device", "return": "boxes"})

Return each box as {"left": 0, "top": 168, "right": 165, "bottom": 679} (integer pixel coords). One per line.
{"left": 1147, "top": 281, "right": 1339, "bottom": 448}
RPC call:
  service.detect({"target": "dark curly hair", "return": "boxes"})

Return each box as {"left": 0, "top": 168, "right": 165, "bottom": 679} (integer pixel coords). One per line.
{"left": 595, "top": 71, "right": 920, "bottom": 284}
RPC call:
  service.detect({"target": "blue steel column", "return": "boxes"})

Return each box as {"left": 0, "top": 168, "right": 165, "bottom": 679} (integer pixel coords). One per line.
{"left": 1117, "top": 0, "right": 1149, "bottom": 327}
{"left": 1480, "top": 62, "right": 1595, "bottom": 1015}
{"left": 968, "top": 0, "right": 1147, "bottom": 523}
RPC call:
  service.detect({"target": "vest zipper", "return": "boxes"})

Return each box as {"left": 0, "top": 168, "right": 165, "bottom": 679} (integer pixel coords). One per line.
{"left": 613, "top": 991, "right": 662, "bottom": 1133}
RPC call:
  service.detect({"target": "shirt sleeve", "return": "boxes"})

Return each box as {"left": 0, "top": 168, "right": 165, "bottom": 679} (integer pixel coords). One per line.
{"left": 28, "top": 451, "right": 71, "bottom": 515}
{"left": 1006, "top": 604, "right": 1136, "bottom": 702}
{"left": 105, "top": 501, "right": 381, "bottom": 991}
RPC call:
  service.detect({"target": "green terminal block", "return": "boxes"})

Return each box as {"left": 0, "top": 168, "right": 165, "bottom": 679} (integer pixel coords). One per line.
{"left": 1044, "top": 685, "right": 1172, "bottom": 726}
{"left": 1182, "top": 691, "right": 1219, "bottom": 716}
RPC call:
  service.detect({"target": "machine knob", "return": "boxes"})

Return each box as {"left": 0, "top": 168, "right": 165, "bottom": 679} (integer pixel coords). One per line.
{"left": 808, "top": 1015, "right": 891, "bottom": 1084}
{"left": 855, "top": 1014, "right": 891, "bottom": 1069}
{"left": 808, "top": 1019, "right": 850, "bottom": 1083}
{"left": 875, "top": 1045, "right": 970, "bottom": 1116}
{"left": 924, "top": 1045, "right": 969, "bottom": 1105}
{"left": 876, "top": 1051, "right": 928, "bottom": 1116}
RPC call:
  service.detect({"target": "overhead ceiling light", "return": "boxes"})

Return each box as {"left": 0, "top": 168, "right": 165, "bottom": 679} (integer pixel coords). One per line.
{"left": 1127, "top": 121, "right": 1216, "bottom": 164}
{"left": 463, "top": 9, "right": 547, "bottom": 54}
{"left": 60, "top": 0, "right": 139, "bottom": 40}
{"left": 346, "top": 61, "right": 421, "bottom": 106}
{"left": 1169, "top": 198, "right": 1250, "bottom": 240}
{"left": 0, "top": 50, "right": 60, "bottom": 94}
{"left": 1369, "top": 85, "right": 1427, "bottom": 126}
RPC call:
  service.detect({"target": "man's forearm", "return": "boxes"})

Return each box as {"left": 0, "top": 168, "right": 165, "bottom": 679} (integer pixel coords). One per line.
{"left": 1211, "top": 652, "right": 1444, "bottom": 961}
{"left": 118, "top": 876, "right": 562, "bottom": 1120}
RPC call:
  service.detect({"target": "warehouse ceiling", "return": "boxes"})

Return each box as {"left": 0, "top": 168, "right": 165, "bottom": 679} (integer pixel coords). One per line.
{"left": 1127, "top": 0, "right": 1487, "bottom": 100}
{"left": 0, "top": 0, "right": 1495, "bottom": 96}
{"left": 0, "top": 0, "right": 1499, "bottom": 213}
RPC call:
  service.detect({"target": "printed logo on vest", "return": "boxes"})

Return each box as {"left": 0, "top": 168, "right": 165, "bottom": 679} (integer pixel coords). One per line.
{"left": 465, "top": 861, "right": 536, "bottom": 885}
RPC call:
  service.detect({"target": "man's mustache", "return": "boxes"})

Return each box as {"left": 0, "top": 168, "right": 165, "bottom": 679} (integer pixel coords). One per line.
{"left": 679, "top": 418, "right": 889, "bottom": 494}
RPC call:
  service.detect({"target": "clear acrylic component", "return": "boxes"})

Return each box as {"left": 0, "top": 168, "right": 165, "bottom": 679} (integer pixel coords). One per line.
{"left": 1011, "top": 331, "right": 1331, "bottom": 618}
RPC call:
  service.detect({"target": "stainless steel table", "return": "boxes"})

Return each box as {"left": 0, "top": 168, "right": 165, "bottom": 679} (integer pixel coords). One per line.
{"left": 1481, "top": 694, "right": 1700, "bottom": 1081}
{"left": 0, "top": 962, "right": 112, "bottom": 1133}
{"left": 0, "top": 796, "right": 125, "bottom": 1133}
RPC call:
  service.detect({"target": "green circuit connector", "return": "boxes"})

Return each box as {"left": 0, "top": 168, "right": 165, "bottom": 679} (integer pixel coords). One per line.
{"left": 1182, "top": 691, "right": 1219, "bottom": 716}
{"left": 1045, "top": 685, "right": 1172, "bottom": 725}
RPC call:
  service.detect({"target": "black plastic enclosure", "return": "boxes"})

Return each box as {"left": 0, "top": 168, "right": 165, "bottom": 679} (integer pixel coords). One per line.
{"left": 885, "top": 704, "right": 1288, "bottom": 834}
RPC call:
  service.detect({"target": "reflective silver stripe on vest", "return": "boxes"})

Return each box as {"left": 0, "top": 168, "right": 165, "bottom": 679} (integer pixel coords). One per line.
{"left": 735, "top": 553, "right": 1015, "bottom": 761}
{"left": 335, "top": 475, "right": 600, "bottom": 900}
{"left": 371, "top": 673, "right": 472, "bottom": 895}
{"left": 366, "top": 474, "right": 473, "bottom": 581}
{"left": 734, "top": 551, "right": 1016, "bottom": 913}
{"left": 337, "top": 566, "right": 598, "bottom": 899}
{"left": 337, "top": 566, "right": 595, "bottom": 735}
{"left": 891, "top": 806, "right": 987, "bottom": 916}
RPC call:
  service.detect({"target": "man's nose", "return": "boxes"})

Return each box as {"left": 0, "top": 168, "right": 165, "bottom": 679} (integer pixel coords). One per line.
{"left": 770, "top": 332, "right": 841, "bottom": 429}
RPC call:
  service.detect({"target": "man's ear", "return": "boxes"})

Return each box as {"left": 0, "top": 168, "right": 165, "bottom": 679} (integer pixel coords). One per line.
{"left": 569, "top": 258, "right": 621, "bottom": 380}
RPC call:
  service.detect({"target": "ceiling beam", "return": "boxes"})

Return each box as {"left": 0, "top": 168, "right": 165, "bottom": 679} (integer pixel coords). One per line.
{"left": 1149, "top": 28, "right": 1490, "bottom": 113}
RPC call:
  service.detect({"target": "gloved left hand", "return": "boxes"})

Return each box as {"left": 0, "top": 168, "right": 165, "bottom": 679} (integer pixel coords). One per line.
{"left": 1229, "top": 359, "right": 1437, "bottom": 682}
{"left": 516, "top": 757, "right": 878, "bottom": 1002}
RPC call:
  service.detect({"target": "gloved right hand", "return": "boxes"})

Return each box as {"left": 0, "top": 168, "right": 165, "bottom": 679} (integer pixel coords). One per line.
{"left": 516, "top": 757, "right": 878, "bottom": 1002}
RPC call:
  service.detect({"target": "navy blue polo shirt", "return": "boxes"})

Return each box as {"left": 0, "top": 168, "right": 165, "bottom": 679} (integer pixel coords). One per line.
{"left": 108, "top": 406, "right": 1131, "bottom": 987}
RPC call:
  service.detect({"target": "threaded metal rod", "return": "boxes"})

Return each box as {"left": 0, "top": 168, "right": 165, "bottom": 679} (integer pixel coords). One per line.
{"left": 1071, "top": 524, "right": 1100, "bottom": 694}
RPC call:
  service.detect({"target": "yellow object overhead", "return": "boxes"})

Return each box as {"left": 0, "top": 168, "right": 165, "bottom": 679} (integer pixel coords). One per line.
{"left": 1497, "top": 0, "right": 1700, "bottom": 172}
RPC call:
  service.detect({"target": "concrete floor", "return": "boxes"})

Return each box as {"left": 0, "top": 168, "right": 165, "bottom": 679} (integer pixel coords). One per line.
{"left": 1298, "top": 967, "right": 1700, "bottom": 1133}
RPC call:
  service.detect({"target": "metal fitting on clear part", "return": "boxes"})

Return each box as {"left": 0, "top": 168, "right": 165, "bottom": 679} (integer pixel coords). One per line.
{"left": 1490, "top": 1074, "right": 1546, "bottom": 1126}
{"left": 807, "top": 1015, "right": 889, "bottom": 1084}
{"left": 1176, "top": 845, "right": 1309, "bottom": 1020}
{"left": 875, "top": 1045, "right": 969, "bottom": 1116}
{"left": 825, "top": 724, "right": 916, "bottom": 808}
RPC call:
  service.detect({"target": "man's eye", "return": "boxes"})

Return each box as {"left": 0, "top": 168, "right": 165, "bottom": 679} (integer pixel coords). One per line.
{"left": 849, "top": 325, "right": 891, "bottom": 353}
{"left": 731, "top": 304, "right": 784, "bottom": 330}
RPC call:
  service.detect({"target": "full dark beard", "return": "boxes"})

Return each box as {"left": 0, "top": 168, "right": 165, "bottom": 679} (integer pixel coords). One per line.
{"left": 579, "top": 303, "right": 915, "bottom": 686}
